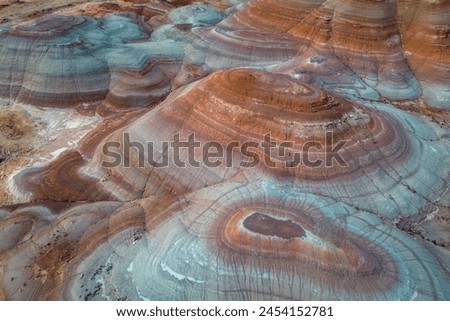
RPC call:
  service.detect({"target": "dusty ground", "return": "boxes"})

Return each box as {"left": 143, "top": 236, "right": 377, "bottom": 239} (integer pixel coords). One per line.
{"left": 0, "top": 108, "right": 39, "bottom": 204}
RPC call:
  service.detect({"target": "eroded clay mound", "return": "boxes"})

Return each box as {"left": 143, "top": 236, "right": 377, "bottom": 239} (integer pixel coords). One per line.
{"left": 2, "top": 178, "right": 448, "bottom": 300}
{"left": 0, "top": 13, "right": 183, "bottom": 109}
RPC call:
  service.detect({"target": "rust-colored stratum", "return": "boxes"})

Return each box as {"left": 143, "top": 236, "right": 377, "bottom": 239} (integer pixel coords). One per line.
{"left": 0, "top": 0, "right": 449, "bottom": 300}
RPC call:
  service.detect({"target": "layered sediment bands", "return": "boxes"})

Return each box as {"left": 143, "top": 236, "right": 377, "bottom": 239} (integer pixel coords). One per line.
{"left": 92, "top": 69, "right": 357, "bottom": 199}
{"left": 14, "top": 107, "right": 148, "bottom": 203}
{"left": 399, "top": 0, "right": 450, "bottom": 109}
{"left": 330, "top": 0, "right": 421, "bottom": 100}
{"left": 0, "top": 15, "right": 114, "bottom": 107}
{"left": 0, "top": 13, "right": 184, "bottom": 108}
{"left": 283, "top": 0, "right": 421, "bottom": 101}
{"left": 175, "top": 26, "right": 298, "bottom": 85}
{"left": 91, "top": 69, "right": 448, "bottom": 216}
{"left": 277, "top": 1, "right": 381, "bottom": 100}
{"left": 106, "top": 57, "right": 183, "bottom": 109}
{"left": 15, "top": 151, "right": 116, "bottom": 202}
{"left": 0, "top": 0, "right": 85, "bottom": 25}
{"left": 103, "top": 5, "right": 223, "bottom": 107}
{"left": 0, "top": 0, "right": 449, "bottom": 302}
{"left": 168, "top": 5, "right": 223, "bottom": 26}
{"left": 64, "top": 180, "right": 450, "bottom": 300}
{"left": 174, "top": 0, "right": 448, "bottom": 109}
{"left": 62, "top": 0, "right": 175, "bottom": 20}
{"left": 0, "top": 200, "right": 146, "bottom": 300}
{"left": 221, "top": 0, "right": 325, "bottom": 32}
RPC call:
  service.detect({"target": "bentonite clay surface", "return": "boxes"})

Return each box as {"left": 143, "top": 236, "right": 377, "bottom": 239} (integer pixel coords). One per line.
{"left": 0, "top": 0, "right": 449, "bottom": 300}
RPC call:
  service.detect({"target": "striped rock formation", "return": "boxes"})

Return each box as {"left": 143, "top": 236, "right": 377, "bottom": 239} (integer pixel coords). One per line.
{"left": 0, "top": 13, "right": 183, "bottom": 109}
{"left": 0, "top": 0, "right": 448, "bottom": 301}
